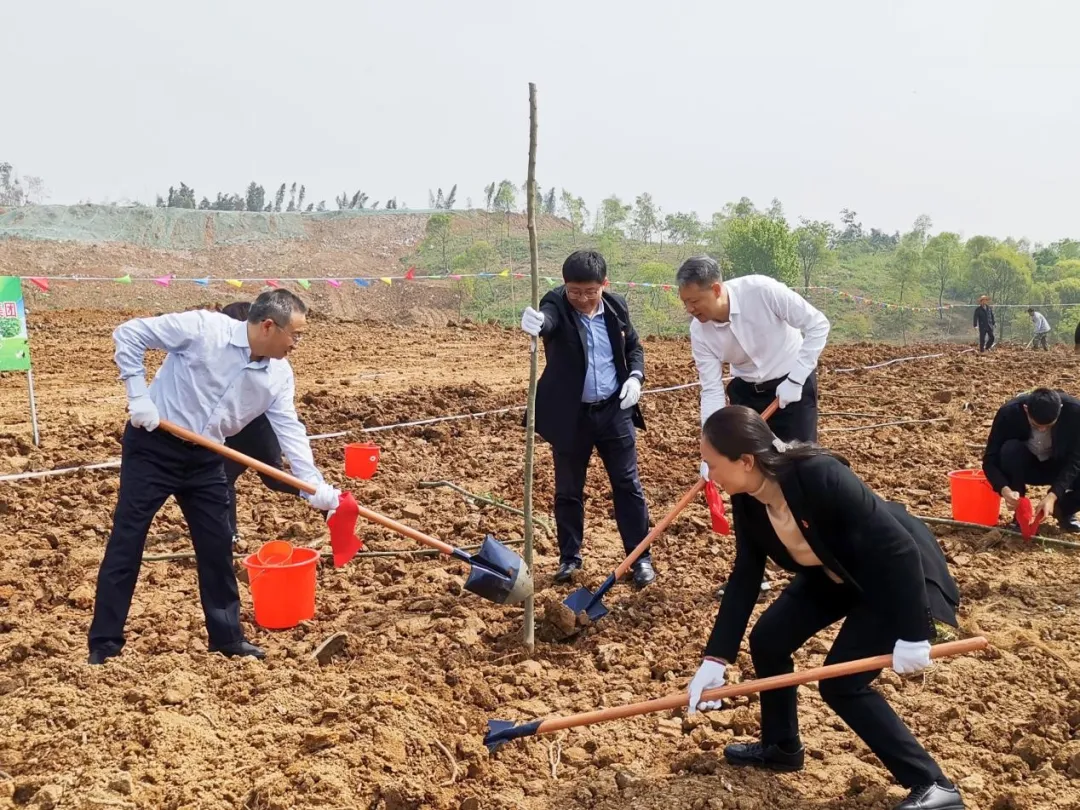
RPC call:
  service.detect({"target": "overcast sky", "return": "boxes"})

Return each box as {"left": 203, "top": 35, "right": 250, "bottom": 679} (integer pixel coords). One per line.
{"left": 4, "top": 0, "right": 1077, "bottom": 242}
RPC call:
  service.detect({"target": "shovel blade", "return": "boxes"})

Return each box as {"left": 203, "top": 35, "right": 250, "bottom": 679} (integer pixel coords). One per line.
{"left": 561, "top": 586, "right": 609, "bottom": 622}
{"left": 463, "top": 535, "right": 533, "bottom": 605}
{"left": 484, "top": 718, "right": 542, "bottom": 752}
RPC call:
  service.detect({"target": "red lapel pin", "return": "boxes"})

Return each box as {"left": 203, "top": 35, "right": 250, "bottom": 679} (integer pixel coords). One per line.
{"left": 801, "top": 519, "right": 809, "bottom": 529}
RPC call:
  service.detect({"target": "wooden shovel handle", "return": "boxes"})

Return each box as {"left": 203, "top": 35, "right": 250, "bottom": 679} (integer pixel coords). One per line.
{"left": 535, "top": 636, "right": 988, "bottom": 735}
{"left": 156, "top": 419, "right": 456, "bottom": 556}
{"left": 613, "top": 398, "right": 780, "bottom": 577}
{"left": 615, "top": 480, "right": 705, "bottom": 578}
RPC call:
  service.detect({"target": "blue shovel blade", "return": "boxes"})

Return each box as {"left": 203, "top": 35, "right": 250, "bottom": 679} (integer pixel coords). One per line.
{"left": 484, "top": 718, "right": 542, "bottom": 752}
{"left": 461, "top": 535, "right": 533, "bottom": 605}
{"left": 561, "top": 586, "right": 609, "bottom": 622}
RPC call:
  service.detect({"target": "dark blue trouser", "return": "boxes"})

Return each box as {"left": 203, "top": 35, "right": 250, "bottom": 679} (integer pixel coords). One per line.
{"left": 728, "top": 371, "right": 819, "bottom": 443}
{"left": 89, "top": 424, "right": 243, "bottom": 653}
{"left": 223, "top": 414, "right": 299, "bottom": 536}
{"left": 551, "top": 395, "right": 650, "bottom": 566}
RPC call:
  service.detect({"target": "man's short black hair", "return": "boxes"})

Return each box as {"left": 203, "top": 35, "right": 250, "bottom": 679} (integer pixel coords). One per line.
{"left": 1027, "top": 308, "right": 1035, "bottom": 315}
{"left": 562, "top": 250, "right": 607, "bottom": 284}
{"left": 1027, "top": 387, "right": 1062, "bottom": 425}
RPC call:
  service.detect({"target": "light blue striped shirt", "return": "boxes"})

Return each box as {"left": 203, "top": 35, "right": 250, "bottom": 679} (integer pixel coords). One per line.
{"left": 578, "top": 299, "right": 619, "bottom": 403}
{"left": 113, "top": 309, "right": 324, "bottom": 486}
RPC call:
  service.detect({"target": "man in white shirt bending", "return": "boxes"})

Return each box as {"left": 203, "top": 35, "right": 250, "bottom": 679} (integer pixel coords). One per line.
{"left": 677, "top": 256, "right": 830, "bottom": 448}
{"left": 1028, "top": 308, "right": 1051, "bottom": 351}
{"left": 88, "top": 289, "right": 340, "bottom": 665}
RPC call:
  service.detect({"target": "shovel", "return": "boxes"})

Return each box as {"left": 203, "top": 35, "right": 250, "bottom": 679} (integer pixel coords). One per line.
{"left": 156, "top": 420, "right": 533, "bottom": 605}
{"left": 561, "top": 399, "right": 781, "bottom": 622}
{"left": 484, "top": 636, "right": 988, "bottom": 751}
{"left": 561, "top": 480, "right": 706, "bottom": 622}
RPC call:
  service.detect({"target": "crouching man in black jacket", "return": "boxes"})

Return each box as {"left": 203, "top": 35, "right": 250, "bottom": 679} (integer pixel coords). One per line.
{"left": 982, "top": 387, "right": 1080, "bottom": 532}
{"left": 519, "top": 250, "right": 654, "bottom": 587}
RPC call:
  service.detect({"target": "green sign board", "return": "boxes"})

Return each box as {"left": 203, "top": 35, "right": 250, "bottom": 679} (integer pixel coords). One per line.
{"left": 0, "top": 277, "right": 31, "bottom": 371}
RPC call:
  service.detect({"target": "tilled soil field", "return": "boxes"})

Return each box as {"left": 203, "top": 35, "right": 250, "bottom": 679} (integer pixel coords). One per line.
{"left": 2, "top": 311, "right": 1080, "bottom": 810}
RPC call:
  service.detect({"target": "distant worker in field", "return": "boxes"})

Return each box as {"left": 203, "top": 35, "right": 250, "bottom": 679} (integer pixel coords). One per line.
{"left": 88, "top": 289, "right": 341, "bottom": 665}
{"left": 1074, "top": 320, "right": 1080, "bottom": 354}
{"left": 982, "top": 387, "right": 1080, "bottom": 532}
{"left": 519, "top": 249, "right": 654, "bottom": 588}
{"left": 1028, "top": 307, "right": 1051, "bottom": 350}
{"left": 973, "top": 295, "right": 995, "bottom": 352}
{"left": 676, "top": 255, "right": 830, "bottom": 595}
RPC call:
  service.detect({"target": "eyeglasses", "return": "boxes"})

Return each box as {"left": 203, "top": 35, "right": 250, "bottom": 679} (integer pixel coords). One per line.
{"left": 566, "top": 288, "right": 602, "bottom": 301}
{"left": 275, "top": 324, "right": 303, "bottom": 344}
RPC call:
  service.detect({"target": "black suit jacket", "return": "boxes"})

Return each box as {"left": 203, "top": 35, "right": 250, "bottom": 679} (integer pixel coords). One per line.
{"left": 973, "top": 305, "right": 995, "bottom": 329}
{"left": 704, "top": 454, "right": 960, "bottom": 663}
{"left": 529, "top": 287, "right": 646, "bottom": 453}
{"left": 982, "top": 391, "right": 1080, "bottom": 498}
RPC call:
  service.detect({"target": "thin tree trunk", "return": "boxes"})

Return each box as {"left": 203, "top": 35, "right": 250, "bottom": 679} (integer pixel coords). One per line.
{"left": 523, "top": 83, "right": 540, "bottom": 651}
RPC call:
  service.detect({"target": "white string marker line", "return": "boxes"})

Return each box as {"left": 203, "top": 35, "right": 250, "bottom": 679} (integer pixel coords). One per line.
{"left": 0, "top": 347, "right": 964, "bottom": 485}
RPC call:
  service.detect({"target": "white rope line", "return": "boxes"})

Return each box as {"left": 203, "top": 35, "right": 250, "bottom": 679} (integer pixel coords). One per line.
{"left": 832, "top": 352, "right": 945, "bottom": 373}
{"left": 0, "top": 348, "right": 962, "bottom": 485}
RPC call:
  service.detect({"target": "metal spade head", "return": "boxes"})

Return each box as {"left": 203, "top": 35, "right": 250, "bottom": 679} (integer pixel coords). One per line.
{"left": 462, "top": 535, "right": 533, "bottom": 605}
{"left": 561, "top": 579, "right": 612, "bottom": 623}
{"left": 483, "top": 718, "right": 542, "bottom": 752}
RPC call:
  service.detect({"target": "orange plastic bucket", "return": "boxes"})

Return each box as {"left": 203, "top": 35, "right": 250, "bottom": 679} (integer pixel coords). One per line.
{"left": 344, "top": 442, "right": 380, "bottom": 479}
{"left": 256, "top": 540, "right": 293, "bottom": 566}
{"left": 242, "top": 546, "right": 319, "bottom": 629}
{"left": 947, "top": 469, "right": 1001, "bottom": 526}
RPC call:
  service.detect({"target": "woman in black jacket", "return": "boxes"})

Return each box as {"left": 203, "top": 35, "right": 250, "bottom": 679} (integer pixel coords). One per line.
{"left": 687, "top": 406, "right": 964, "bottom": 810}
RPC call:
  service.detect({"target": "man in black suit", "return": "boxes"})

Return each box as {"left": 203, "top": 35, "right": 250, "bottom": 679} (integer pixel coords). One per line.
{"left": 519, "top": 250, "right": 654, "bottom": 587}
{"left": 982, "top": 387, "right": 1080, "bottom": 531}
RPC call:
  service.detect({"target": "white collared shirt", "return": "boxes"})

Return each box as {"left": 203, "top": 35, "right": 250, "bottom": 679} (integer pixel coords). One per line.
{"left": 690, "top": 275, "right": 830, "bottom": 425}
{"left": 113, "top": 309, "right": 324, "bottom": 486}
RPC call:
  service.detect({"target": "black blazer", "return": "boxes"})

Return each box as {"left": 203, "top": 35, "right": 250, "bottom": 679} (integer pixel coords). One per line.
{"left": 982, "top": 391, "right": 1080, "bottom": 498}
{"left": 704, "top": 454, "right": 960, "bottom": 663}
{"left": 528, "top": 287, "right": 646, "bottom": 453}
{"left": 973, "top": 305, "right": 995, "bottom": 329}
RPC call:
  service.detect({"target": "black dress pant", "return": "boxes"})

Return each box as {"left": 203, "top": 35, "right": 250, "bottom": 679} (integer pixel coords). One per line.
{"left": 552, "top": 395, "right": 650, "bottom": 566}
{"left": 979, "top": 327, "right": 995, "bottom": 352}
{"left": 88, "top": 424, "right": 243, "bottom": 653}
{"left": 728, "top": 371, "right": 819, "bottom": 443}
{"left": 998, "top": 439, "right": 1080, "bottom": 515}
{"left": 749, "top": 572, "right": 944, "bottom": 788}
{"left": 223, "top": 414, "right": 299, "bottom": 536}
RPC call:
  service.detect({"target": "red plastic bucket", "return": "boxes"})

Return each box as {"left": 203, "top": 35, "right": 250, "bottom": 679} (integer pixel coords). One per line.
{"left": 242, "top": 546, "right": 319, "bottom": 629}
{"left": 947, "top": 469, "right": 1001, "bottom": 526}
{"left": 344, "top": 442, "right": 380, "bottom": 479}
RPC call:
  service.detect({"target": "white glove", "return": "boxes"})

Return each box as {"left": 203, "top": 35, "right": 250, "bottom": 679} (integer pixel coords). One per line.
{"left": 520, "top": 306, "right": 545, "bottom": 337}
{"left": 308, "top": 483, "right": 341, "bottom": 512}
{"left": 619, "top": 376, "right": 642, "bottom": 410}
{"left": 892, "top": 639, "right": 932, "bottom": 674}
{"left": 700, "top": 460, "right": 710, "bottom": 480}
{"left": 776, "top": 377, "right": 804, "bottom": 409}
{"left": 127, "top": 396, "right": 160, "bottom": 431}
{"left": 687, "top": 658, "right": 727, "bottom": 713}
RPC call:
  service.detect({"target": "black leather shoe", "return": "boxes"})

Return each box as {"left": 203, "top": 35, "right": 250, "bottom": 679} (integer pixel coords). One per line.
{"left": 88, "top": 647, "right": 121, "bottom": 666}
{"left": 894, "top": 783, "right": 965, "bottom": 810}
{"left": 1054, "top": 506, "right": 1080, "bottom": 533}
{"left": 209, "top": 639, "right": 266, "bottom": 659}
{"left": 723, "top": 740, "right": 804, "bottom": 772}
{"left": 631, "top": 559, "right": 656, "bottom": 588}
{"left": 554, "top": 561, "right": 581, "bottom": 584}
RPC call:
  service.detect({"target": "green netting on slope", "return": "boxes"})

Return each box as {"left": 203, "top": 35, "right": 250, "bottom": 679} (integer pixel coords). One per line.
{"left": 0, "top": 205, "right": 312, "bottom": 249}
{"left": 0, "top": 205, "right": 445, "bottom": 250}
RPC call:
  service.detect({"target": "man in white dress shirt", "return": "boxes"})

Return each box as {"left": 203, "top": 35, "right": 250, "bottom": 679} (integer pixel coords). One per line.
{"left": 88, "top": 289, "right": 340, "bottom": 665}
{"left": 677, "top": 256, "right": 830, "bottom": 449}
{"left": 677, "top": 256, "right": 830, "bottom": 596}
